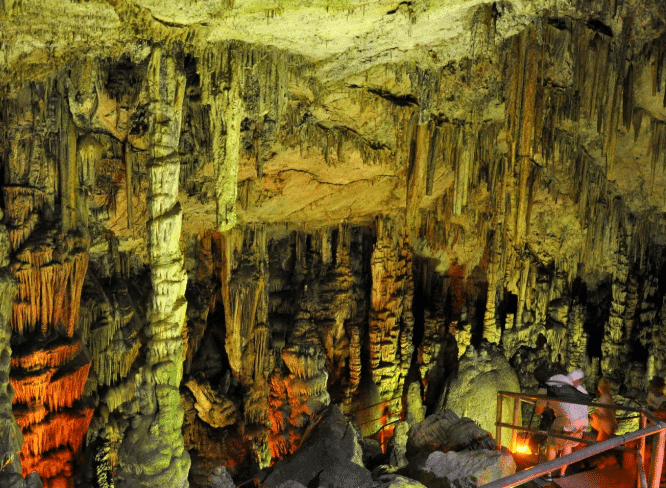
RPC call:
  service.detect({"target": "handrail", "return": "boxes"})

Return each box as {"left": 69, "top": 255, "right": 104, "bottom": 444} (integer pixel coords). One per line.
{"left": 488, "top": 391, "right": 666, "bottom": 488}
{"left": 498, "top": 390, "right": 661, "bottom": 420}
{"left": 494, "top": 421, "right": 634, "bottom": 451}
{"left": 482, "top": 422, "right": 666, "bottom": 488}
{"left": 348, "top": 396, "right": 403, "bottom": 415}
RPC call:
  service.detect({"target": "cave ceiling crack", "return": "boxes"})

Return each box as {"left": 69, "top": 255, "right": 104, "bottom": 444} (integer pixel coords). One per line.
{"left": 275, "top": 168, "right": 399, "bottom": 188}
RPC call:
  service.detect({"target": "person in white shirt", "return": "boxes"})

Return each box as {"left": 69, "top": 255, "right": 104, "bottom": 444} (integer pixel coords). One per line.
{"left": 535, "top": 368, "right": 590, "bottom": 479}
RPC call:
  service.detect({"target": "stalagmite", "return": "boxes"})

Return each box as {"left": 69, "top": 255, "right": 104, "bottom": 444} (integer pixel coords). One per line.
{"left": 601, "top": 241, "right": 630, "bottom": 378}
{"left": 566, "top": 301, "right": 590, "bottom": 376}
{"left": 366, "top": 216, "right": 413, "bottom": 436}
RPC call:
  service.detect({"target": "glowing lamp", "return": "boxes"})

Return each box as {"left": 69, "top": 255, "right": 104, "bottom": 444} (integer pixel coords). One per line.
{"left": 513, "top": 433, "right": 532, "bottom": 455}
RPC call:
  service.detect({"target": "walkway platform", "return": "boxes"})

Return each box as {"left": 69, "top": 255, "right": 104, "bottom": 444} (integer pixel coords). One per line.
{"left": 554, "top": 465, "right": 635, "bottom": 488}
{"left": 522, "top": 465, "right": 639, "bottom": 488}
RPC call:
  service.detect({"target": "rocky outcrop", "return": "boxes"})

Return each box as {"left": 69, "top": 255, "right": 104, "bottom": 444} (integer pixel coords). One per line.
{"left": 406, "top": 411, "right": 495, "bottom": 458}
{"left": 263, "top": 405, "right": 364, "bottom": 488}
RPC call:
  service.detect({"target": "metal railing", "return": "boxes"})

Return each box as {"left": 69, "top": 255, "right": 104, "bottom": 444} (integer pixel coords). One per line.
{"left": 483, "top": 391, "right": 666, "bottom": 488}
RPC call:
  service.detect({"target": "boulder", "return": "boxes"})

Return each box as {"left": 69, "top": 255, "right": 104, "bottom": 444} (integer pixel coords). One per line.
{"left": 440, "top": 342, "right": 521, "bottom": 444}
{"left": 263, "top": 405, "right": 364, "bottom": 488}
{"left": 408, "top": 450, "right": 516, "bottom": 488}
{"left": 406, "top": 411, "right": 494, "bottom": 458}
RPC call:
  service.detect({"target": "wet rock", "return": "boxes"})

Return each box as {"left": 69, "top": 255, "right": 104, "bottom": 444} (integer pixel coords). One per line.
{"left": 408, "top": 450, "right": 516, "bottom": 488}
{"left": 406, "top": 411, "right": 494, "bottom": 458}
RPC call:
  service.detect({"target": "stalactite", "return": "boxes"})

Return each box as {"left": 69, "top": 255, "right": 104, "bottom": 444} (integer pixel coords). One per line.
{"left": 11, "top": 338, "right": 81, "bottom": 371}
{"left": 2, "top": 186, "right": 45, "bottom": 252}
{"left": 198, "top": 45, "right": 242, "bottom": 233}
{"left": 14, "top": 404, "right": 49, "bottom": 431}
{"left": 11, "top": 246, "right": 89, "bottom": 338}
{"left": 93, "top": 340, "right": 141, "bottom": 387}
{"left": 103, "top": 378, "right": 137, "bottom": 414}
{"left": 22, "top": 408, "right": 94, "bottom": 457}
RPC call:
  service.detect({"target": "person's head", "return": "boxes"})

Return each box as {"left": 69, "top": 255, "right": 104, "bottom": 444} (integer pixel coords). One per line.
{"left": 597, "top": 378, "right": 611, "bottom": 396}
{"left": 569, "top": 369, "right": 585, "bottom": 388}
{"left": 650, "top": 376, "right": 665, "bottom": 394}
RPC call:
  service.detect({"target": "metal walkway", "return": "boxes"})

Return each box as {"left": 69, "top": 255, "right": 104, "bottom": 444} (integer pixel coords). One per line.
{"left": 481, "top": 391, "right": 666, "bottom": 488}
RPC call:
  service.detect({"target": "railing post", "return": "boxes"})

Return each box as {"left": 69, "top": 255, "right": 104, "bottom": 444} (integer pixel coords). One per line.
{"left": 511, "top": 396, "right": 520, "bottom": 451}
{"left": 497, "top": 392, "right": 503, "bottom": 451}
{"left": 649, "top": 429, "right": 666, "bottom": 488}
{"left": 639, "top": 411, "right": 647, "bottom": 488}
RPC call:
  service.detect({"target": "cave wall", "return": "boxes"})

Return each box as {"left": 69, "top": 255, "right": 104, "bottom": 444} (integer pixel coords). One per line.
{"left": 1, "top": 0, "right": 666, "bottom": 486}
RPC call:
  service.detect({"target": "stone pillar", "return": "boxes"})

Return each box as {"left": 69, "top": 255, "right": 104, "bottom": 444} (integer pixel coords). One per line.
{"left": 115, "top": 45, "right": 190, "bottom": 488}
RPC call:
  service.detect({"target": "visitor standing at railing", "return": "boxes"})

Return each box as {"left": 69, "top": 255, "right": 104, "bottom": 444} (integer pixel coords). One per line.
{"left": 535, "top": 368, "right": 591, "bottom": 481}
{"left": 590, "top": 378, "right": 618, "bottom": 442}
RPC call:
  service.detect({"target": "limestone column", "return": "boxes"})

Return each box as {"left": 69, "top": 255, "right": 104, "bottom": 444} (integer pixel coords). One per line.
{"left": 115, "top": 45, "right": 190, "bottom": 488}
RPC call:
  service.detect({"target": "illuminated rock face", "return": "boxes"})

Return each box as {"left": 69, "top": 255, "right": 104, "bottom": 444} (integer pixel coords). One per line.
{"left": 2, "top": 0, "right": 666, "bottom": 487}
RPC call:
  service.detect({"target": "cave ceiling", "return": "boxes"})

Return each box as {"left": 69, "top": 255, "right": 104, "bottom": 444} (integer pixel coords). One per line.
{"left": 2, "top": 0, "right": 666, "bottom": 487}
